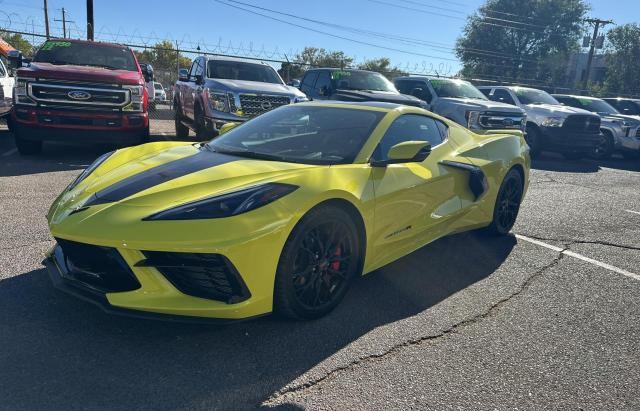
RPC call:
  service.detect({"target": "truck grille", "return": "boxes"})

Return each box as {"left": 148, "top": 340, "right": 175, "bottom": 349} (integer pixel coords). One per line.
{"left": 478, "top": 111, "right": 525, "bottom": 129}
{"left": 29, "top": 82, "right": 129, "bottom": 109}
{"left": 239, "top": 94, "right": 290, "bottom": 117}
{"left": 563, "top": 115, "right": 601, "bottom": 134}
{"left": 636, "top": 128, "right": 640, "bottom": 137}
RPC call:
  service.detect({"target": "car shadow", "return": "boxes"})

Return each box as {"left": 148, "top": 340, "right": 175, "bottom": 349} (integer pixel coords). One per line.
{"left": 532, "top": 152, "right": 640, "bottom": 173}
{"left": 0, "top": 232, "right": 516, "bottom": 409}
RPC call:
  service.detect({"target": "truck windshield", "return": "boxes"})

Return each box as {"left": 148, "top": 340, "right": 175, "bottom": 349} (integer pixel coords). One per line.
{"left": 207, "top": 60, "right": 282, "bottom": 84}
{"left": 574, "top": 98, "right": 620, "bottom": 115}
{"left": 331, "top": 70, "right": 397, "bottom": 92}
{"left": 514, "top": 89, "right": 559, "bottom": 105}
{"left": 207, "top": 105, "right": 385, "bottom": 165}
{"left": 33, "top": 40, "right": 137, "bottom": 71}
{"left": 430, "top": 79, "right": 487, "bottom": 100}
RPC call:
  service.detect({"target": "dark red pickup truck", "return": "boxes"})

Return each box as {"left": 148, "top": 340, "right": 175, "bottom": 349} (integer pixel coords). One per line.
{"left": 10, "top": 39, "right": 151, "bottom": 155}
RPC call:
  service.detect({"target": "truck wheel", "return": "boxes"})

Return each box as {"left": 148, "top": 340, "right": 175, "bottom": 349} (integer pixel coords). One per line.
{"left": 174, "top": 102, "right": 190, "bottom": 139}
{"left": 524, "top": 126, "right": 541, "bottom": 158}
{"left": 592, "top": 131, "right": 614, "bottom": 160}
{"left": 139, "top": 126, "right": 150, "bottom": 145}
{"left": 14, "top": 127, "right": 43, "bottom": 155}
{"left": 194, "top": 106, "right": 210, "bottom": 141}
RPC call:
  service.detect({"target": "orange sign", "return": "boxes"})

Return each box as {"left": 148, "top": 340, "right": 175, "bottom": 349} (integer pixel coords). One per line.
{"left": 0, "top": 37, "right": 16, "bottom": 57}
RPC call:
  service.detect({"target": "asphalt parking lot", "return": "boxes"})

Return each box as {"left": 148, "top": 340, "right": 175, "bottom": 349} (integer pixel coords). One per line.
{"left": 1, "top": 114, "right": 639, "bottom": 410}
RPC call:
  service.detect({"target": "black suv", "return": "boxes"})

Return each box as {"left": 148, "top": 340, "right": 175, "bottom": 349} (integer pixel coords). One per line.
{"left": 602, "top": 98, "right": 640, "bottom": 116}
{"left": 299, "top": 68, "right": 425, "bottom": 107}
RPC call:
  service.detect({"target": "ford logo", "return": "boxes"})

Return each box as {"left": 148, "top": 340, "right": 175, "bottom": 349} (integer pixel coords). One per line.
{"left": 68, "top": 90, "right": 92, "bottom": 100}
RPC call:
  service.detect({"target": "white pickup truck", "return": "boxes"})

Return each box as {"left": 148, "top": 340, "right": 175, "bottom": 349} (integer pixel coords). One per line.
{"left": 0, "top": 57, "right": 14, "bottom": 120}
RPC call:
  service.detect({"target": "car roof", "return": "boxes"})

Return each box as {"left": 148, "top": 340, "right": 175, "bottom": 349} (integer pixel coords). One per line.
{"left": 204, "top": 55, "right": 271, "bottom": 66}
{"left": 43, "top": 37, "right": 129, "bottom": 49}
{"left": 552, "top": 94, "right": 602, "bottom": 101}
{"left": 394, "top": 75, "right": 466, "bottom": 82}
{"left": 602, "top": 97, "right": 640, "bottom": 102}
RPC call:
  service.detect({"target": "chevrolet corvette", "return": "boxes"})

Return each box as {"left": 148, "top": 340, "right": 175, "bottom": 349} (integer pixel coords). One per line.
{"left": 45, "top": 101, "right": 530, "bottom": 321}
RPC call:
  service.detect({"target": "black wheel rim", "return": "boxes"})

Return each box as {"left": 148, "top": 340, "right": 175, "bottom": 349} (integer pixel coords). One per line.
{"left": 496, "top": 178, "right": 522, "bottom": 231}
{"left": 291, "top": 221, "right": 354, "bottom": 310}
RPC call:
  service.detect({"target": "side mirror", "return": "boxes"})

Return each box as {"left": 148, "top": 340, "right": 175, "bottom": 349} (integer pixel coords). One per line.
{"left": 140, "top": 63, "right": 154, "bottom": 82}
{"left": 411, "top": 87, "right": 424, "bottom": 98}
{"left": 319, "top": 85, "right": 331, "bottom": 97}
{"left": 7, "top": 50, "right": 23, "bottom": 71}
{"left": 371, "top": 141, "right": 431, "bottom": 167}
{"left": 192, "top": 74, "right": 203, "bottom": 84}
{"left": 218, "top": 122, "right": 239, "bottom": 136}
{"left": 178, "top": 68, "right": 189, "bottom": 82}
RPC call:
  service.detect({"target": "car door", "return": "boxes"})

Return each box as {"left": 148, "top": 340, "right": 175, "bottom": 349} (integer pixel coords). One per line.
{"left": 299, "top": 71, "right": 319, "bottom": 99}
{"left": 313, "top": 70, "right": 332, "bottom": 100}
{"left": 395, "top": 79, "right": 433, "bottom": 109}
{"left": 182, "top": 58, "right": 201, "bottom": 120}
{"left": 369, "top": 114, "right": 469, "bottom": 267}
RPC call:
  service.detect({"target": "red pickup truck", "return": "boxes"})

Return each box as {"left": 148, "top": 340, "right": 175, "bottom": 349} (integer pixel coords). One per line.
{"left": 10, "top": 39, "right": 151, "bottom": 155}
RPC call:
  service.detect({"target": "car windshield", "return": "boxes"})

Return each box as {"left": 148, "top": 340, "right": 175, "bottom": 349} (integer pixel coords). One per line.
{"left": 207, "top": 105, "right": 385, "bottom": 165}
{"left": 430, "top": 79, "right": 487, "bottom": 100}
{"left": 331, "top": 70, "right": 397, "bottom": 93}
{"left": 514, "top": 88, "right": 559, "bottom": 105}
{"left": 574, "top": 98, "right": 619, "bottom": 115}
{"left": 154, "top": 83, "right": 163, "bottom": 90}
{"left": 33, "top": 40, "right": 137, "bottom": 71}
{"left": 207, "top": 60, "right": 283, "bottom": 84}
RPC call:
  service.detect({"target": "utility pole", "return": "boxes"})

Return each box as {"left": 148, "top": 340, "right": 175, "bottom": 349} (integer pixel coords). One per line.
{"left": 584, "top": 18, "right": 614, "bottom": 86}
{"left": 54, "top": 8, "right": 74, "bottom": 39}
{"left": 86, "top": 0, "right": 94, "bottom": 41}
{"left": 43, "top": 0, "right": 50, "bottom": 39}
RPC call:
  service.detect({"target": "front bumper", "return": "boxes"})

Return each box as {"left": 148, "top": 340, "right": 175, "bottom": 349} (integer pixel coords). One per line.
{"left": 539, "top": 127, "right": 601, "bottom": 154}
{"left": 617, "top": 127, "right": 640, "bottom": 152}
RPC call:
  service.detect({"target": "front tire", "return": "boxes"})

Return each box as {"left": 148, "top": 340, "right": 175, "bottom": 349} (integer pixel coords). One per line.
{"left": 174, "top": 101, "right": 190, "bottom": 139}
{"left": 524, "top": 125, "right": 541, "bottom": 158}
{"left": 592, "top": 131, "right": 614, "bottom": 159}
{"left": 274, "top": 205, "right": 362, "bottom": 320}
{"left": 482, "top": 169, "right": 523, "bottom": 236}
{"left": 14, "top": 126, "right": 43, "bottom": 155}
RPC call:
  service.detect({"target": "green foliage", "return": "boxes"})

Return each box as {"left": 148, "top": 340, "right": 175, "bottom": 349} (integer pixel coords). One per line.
{"left": 133, "top": 40, "right": 192, "bottom": 85}
{"left": 278, "top": 47, "right": 354, "bottom": 81}
{"left": 456, "top": 0, "right": 588, "bottom": 86}
{"left": 357, "top": 57, "right": 406, "bottom": 79}
{"left": 0, "top": 31, "right": 35, "bottom": 56}
{"left": 603, "top": 24, "right": 640, "bottom": 96}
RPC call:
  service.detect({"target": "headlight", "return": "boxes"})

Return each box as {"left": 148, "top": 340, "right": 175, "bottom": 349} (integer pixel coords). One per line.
{"left": 143, "top": 183, "right": 298, "bottom": 221}
{"left": 466, "top": 110, "right": 480, "bottom": 129}
{"left": 13, "top": 77, "right": 37, "bottom": 105}
{"left": 294, "top": 96, "right": 309, "bottom": 103}
{"left": 15, "top": 78, "right": 28, "bottom": 96}
{"left": 67, "top": 150, "right": 115, "bottom": 191}
{"left": 207, "top": 89, "right": 232, "bottom": 112}
{"left": 123, "top": 85, "right": 144, "bottom": 112}
{"left": 541, "top": 117, "right": 565, "bottom": 127}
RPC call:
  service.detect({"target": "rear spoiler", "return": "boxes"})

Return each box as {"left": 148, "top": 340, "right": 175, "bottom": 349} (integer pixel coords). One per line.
{"left": 484, "top": 129, "right": 524, "bottom": 138}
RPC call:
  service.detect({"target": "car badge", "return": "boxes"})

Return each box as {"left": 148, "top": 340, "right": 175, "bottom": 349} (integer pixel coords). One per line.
{"left": 68, "top": 90, "right": 92, "bottom": 100}
{"left": 260, "top": 101, "right": 272, "bottom": 110}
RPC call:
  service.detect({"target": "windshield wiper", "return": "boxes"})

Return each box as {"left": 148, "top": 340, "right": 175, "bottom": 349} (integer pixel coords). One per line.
{"left": 81, "top": 63, "right": 119, "bottom": 70}
{"left": 209, "top": 147, "right": 287, "bottom": 162}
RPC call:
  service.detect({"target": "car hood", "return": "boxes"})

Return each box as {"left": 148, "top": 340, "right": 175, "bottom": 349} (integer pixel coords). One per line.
{"left": 333, "top": 89, "right": 424, "bottom": 107}
{"left": 208, "top": 78, "right": 305, "bottom": 97}
{"left": 601, "top": 113, "right": 640, "bottom": 125}
{"left": 48, "top": 142, "right": 318, "bottom": 226}
{"left": 18, "top": 62, "right": 143, "bottom": 86}
{"left": 437, "top": 97, "right": 525, "bottom": 113}
{"left": 524, "top": 103, "right": 595, "bottom": 117}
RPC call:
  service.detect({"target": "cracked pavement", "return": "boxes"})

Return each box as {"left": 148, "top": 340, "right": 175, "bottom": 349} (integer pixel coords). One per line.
{"left": 1, "top": 125, "right": 639, "bottom": 410}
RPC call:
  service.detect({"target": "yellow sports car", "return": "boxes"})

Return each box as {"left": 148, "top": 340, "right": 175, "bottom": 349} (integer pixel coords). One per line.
{"left": 45, "top": 102, "right": 529, "bottom": 321}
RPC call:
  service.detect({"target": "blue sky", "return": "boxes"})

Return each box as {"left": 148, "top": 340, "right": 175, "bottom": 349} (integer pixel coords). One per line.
{"left": 1, "top": 0, "right": 639, "bottom": 74}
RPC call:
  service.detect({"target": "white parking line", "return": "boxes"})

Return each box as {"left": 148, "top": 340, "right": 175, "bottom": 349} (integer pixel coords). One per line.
{"left": 624, "top": 210, "right": 640, "bottom": 216}
{"left": 516, "top": 234, "right": 640, "bottom": 282}
{"left": 1, "top": 148, "right": 17, "bottom": 157}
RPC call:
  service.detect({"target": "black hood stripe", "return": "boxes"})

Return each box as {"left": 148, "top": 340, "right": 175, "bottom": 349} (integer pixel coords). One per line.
{"left": 84, "top": 151, "right": 240, "bottom": 206}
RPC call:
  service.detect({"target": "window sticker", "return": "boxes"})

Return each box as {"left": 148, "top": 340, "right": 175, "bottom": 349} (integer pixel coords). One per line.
{"left": 331, "top": 71, "right": 352, "bottom": 80}
{"left": 41, "top": 41, "right": 72, "bottom": 51}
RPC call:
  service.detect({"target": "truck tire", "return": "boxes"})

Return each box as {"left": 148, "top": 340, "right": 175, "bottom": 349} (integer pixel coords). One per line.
{"left": 139, "top": 126, "right": 150, "bottom": 145}
{"left": 174, "top": 101, "right": 190, "bottom": 139}
{"left": 14, "top": 126, "right": 43, "bottom": 155}
{"left": 194, "top": 105, "right": 211, "bottom": 141}
{"left": 592, "top": 131, "right": 614, "bottom": 160}
{"left": 524, "top": 125, "right": 541, "bottom": 158}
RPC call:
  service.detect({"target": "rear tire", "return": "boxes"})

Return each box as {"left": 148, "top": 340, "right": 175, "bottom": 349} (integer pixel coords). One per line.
{"left": 274, "top": 205, "right": 362, "bottom": 320}
{"left": 174, "top": 101, "right": 190, "bottom": 139}
{"left": 481, "top": 169, "right": 523, "bottom": 236}
{"left": 14, "top": 126, "right": 43, "bottom": 155}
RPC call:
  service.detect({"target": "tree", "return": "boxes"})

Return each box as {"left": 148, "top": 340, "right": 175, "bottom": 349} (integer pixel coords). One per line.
{"left": 0, "top": 31, "right": 34, "bottom": 56}
{"left": 279, "top": 47, "right": 354, "bottom": 82}
{"left": 603, "top": 24, "right": 640, "bottom": 96}
{"left": 133, "top": 40, "right": 192, "bottom": 85}
{"left": 357, "top": 57, "right": 406, "bottom": 79}
{"left": 455, "top": 0, "right": 588, "bottom": 86}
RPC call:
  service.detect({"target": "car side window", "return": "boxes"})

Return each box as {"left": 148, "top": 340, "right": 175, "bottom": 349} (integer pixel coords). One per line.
{"left": 195, "top": 58, "right": 205, "bottom": 77}
{"left": 300, "top": 71, "right": 319, "bottom": 95}
{"left": 491, "top": 89, "right": 516, "bottom": 106}
{"left": 376, "top": 114, "right": 447, "bottom": 161}
{"left": 479, "top": 88, "right": 491, "bottom": 98}
{"left": 396, "top": 80, "right": 432, "bottom": 103}
{"left": 315, "top": 71, "right": 332, "bottom": 97}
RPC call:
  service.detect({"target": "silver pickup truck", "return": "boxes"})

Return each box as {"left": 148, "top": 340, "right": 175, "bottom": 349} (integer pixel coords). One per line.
{"left": 393, "top": 76, "right": 526, "bottom": 133}
{"left": 174, "top": 56, "right": 308, "bottom": 139}
{"left": 553, "top": 94, "right": 640, "bottom": 159}
{"left": 478, "top": 86, "right": 602, "bottom": 159}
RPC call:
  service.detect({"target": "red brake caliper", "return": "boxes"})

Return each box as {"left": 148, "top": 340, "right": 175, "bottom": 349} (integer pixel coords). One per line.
{"left": 331, "top": 246, "right": 342, "bottom": 271}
